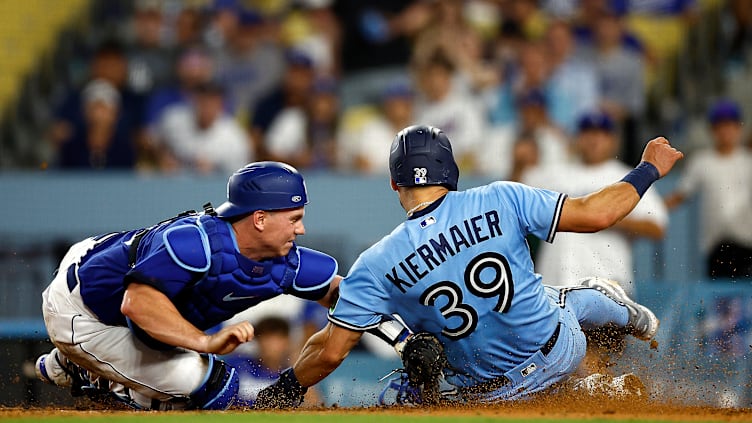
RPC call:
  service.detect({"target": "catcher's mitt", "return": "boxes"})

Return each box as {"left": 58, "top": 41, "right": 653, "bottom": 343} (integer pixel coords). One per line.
{"left": 401, "top": 332, "right": 448, "bottom": 405}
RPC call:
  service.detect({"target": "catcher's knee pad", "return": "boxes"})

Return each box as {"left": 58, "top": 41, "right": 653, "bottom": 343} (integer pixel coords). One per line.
{"left": 190, "top": 355, "right": 239, "bottom": 410}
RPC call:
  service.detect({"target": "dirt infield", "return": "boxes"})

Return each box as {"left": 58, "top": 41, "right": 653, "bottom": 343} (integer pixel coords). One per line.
{"left": 3, "top": 396, "right": 752, "bottom": 422}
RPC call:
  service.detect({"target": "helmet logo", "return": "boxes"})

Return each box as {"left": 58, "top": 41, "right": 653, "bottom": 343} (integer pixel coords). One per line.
{"left": 413, "top": 167, "right": 428, "bottom": 184}
{"left": 291, "top": 195, "right": 303, "bottom": 203}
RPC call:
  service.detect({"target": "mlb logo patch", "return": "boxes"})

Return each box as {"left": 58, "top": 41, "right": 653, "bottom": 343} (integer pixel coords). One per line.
{"left": 420, "top": 216, "right": 436, "bottom": 228}
{"left": 521, "top": 363, "right": 537, "bottom": 377}
{"left": 291, "top": 195, "right": 303, "bottom": 203}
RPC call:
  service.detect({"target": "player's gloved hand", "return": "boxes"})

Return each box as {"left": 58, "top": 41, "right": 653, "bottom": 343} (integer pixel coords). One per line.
{"left": 254, "top": 368, "right": 307, "bottom": 409}
{"left": 401, "top": 332, "right": 448, "bottom": 404}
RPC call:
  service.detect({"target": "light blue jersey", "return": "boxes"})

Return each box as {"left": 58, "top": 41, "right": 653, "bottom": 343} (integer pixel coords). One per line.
{"left": 329, "top": 181, "right": 567, "bottom": 388}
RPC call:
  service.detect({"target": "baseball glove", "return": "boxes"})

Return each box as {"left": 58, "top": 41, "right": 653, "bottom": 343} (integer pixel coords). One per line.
{"left": 401, "top": 332, "right": 448, "bottom": 405}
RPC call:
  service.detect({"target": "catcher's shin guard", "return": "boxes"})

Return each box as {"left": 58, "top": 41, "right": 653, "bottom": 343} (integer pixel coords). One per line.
{"left": 190, "top": 355, "right": 239, "bottom": 410}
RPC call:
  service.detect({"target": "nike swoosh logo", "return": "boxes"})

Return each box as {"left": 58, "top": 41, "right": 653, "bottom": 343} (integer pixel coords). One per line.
{"left": 222, "top": 292, "right": 259, "bottom": 302}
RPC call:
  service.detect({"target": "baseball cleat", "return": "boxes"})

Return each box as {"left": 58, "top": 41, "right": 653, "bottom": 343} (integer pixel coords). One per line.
{"left": 579, "top": 277, "right": 659, "bottom": 341}
{"left": 571, "top": 372, "right": 646, "bottom": 398}
{"left": 35, "top": 348, "right": 73, "bottom": 387}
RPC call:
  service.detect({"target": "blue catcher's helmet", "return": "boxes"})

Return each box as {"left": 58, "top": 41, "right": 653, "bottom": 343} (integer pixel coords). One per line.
{"left": 389, "top": 125, "right": 459, "bottom": 191}
{"left": 215, "top": 161, "right": 308, "bottom": 218}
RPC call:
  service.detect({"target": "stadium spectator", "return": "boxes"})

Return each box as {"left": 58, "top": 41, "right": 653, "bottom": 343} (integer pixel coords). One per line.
{"left": 544, "top": 19, "right": 600, "bottom": 134}
{"left": 515, "top": 89, "right": 570, "bottom": 165}
{"left": 505, "top": 0, "right": 549, "bottom": 40}
{"left": 664, "top": 99, "right": 752, "bottom": 279}
{"left": 202, "top": 0, "right": 243, "bottom": 52}
{"left": 521, "top": 111, "right": 667, "bottom": 294}
{"left": 213, "top": 7, "right": 284, "bottom": 119}
{"left": 569, "top": 0, "right": 646, "bottom": 55}
{"left": 168, "top": 5, "right": 204, "bottom": 51}
{"left": 144, "top": 47, "right": 216, "bottom": 129}
{"left": 48, "top": 42, "right": 146, "bottom": 170}
{"left": 411, "top": 0, "right": 499, "bottom": 92}
{"left": 583, "top": 10, "right": 647, "bottom": 166}
{"left": 280, "top": 1, "right": 342, "bottom": 76}
{"left": 263, "top": 77, "right": 340, "bottom": 170}
{"left": 476, "top": 89, "right": 569, "bottom": 179}
{"left": 508, "top": 130, "right": 541, "bottom": 183}
{"left": 250, "top": 49, "right": 316, "bottom": 159}
{"left": 413, "top": 50, "right": 485, "bottom": 171}
{"left": 347, "top": 80, "right": 415, "bottom": 175}
{"left": 122, "top": 0, "right": 175, "bottom": 95}
{"left": 332, "top": 0, "right": 431, "bottom": 108}
{"left": 486, "top": 41, "right": 553, "bottom": 127}
{"left": 154, "top": 82, "right": 251, "bottom": 174}
{"left": 722, "top": 0, "right": 752, "bottom": 74}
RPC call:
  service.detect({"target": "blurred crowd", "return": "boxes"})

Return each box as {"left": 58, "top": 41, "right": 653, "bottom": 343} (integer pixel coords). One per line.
{"left": 37, "top": 0, "right": 752, "bottom": 294}
{"left": 41, "top": 0, "right": 752, "bottom": 177}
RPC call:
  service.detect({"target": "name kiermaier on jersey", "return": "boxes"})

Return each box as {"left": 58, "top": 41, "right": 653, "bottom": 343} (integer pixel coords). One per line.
{"left": 386, "top": 210, "right": 503, "bottom": 293}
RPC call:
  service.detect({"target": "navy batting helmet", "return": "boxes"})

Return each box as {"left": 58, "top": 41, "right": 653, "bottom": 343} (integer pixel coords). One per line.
{"left": 389, "top": 125, "right": 459, "bottom": 191}
{"left": 215, "top": 161, "right": 308, "bottom": 218}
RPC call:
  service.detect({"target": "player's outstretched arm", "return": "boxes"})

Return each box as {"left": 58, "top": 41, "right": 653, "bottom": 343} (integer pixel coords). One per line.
{"left": 558, "top": 137, "right": 683, "bottom": 233}
{"left": 255, "top": 322, "right": 362, "bottom": 409}
{"left": 121, "top": 282, "right": 254, "bottom": 354}
{"left": 293, "top": 322, "right": 363, "bottom": 386}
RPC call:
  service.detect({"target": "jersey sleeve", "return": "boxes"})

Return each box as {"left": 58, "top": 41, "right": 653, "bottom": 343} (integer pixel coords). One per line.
{"left": 494, "top": 181, "right": 566, "bottom": 243}
{"left": 328, "top": 256, "right": 391, "bottom": 331}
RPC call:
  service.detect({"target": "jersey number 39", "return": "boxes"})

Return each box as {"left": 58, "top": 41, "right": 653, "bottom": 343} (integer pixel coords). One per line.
{"left": 418, "top": 252, "right": 514, "bottom": 340}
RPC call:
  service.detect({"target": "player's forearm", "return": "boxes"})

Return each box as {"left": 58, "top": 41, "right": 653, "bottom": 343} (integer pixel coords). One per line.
{"left": 121, "top": 283, "right": 209, "bottom": 351}
{"left": 558, "top": 182, "right": 641, "bottom": 233}
{"left": 292, "top": 328, "right": 338, "bottom": 387}
{"left": 293, "top": 323, "right": 362, "bottom": 387}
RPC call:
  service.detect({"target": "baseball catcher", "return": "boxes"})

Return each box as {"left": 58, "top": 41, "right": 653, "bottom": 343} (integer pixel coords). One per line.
{"left": 35, "top": 162, "right": 340, "bottom": 410}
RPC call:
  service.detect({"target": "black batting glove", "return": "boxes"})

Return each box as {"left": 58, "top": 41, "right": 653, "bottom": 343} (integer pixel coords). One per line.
{"left": 254, "top": 368, "right": 308, "bottom": 409}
